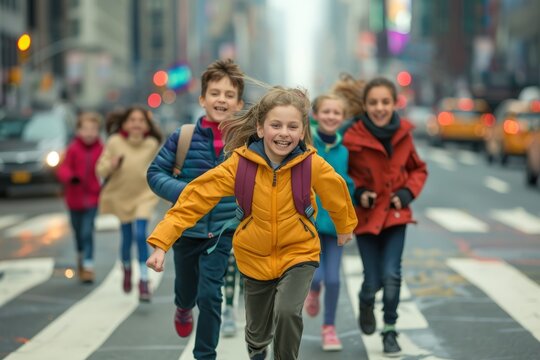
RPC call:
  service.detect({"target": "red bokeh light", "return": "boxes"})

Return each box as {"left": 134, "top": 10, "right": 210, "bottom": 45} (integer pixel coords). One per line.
{"left": 396, "top": 71, "right": 412, "bottom": 87}
{"left": 147, "top": 93, "right": 162, "bottom": 108}
{"left": 153, "top": 70, "right": 168, "bottom": 87}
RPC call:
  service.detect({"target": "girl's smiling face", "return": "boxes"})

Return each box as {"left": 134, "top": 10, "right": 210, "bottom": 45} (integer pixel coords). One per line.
{"left": 122, "top": 110, "right": 149, "bottom": 138}
{"left": 257, "top": 105, "right": 304, "bottom": 164}
{"left": 313, "top": 98, "right": 346, "bottom": 135}
{"left": 364, "top": 85, "right": 396, "bottom": 127}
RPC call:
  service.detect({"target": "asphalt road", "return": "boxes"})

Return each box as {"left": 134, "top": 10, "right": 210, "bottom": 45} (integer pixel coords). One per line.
{"left": 1, "top": 139, "right": 539, "bottom": 360}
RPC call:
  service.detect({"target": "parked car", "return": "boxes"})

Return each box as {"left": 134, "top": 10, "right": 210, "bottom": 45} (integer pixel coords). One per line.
{"left": 485, "top": 99, "right": 540, "bottom": 165}
{"left": 401, "top": 105, "right": 435, "bottom": 138}
{"left": 426, "top": 97, "right": 494, "bottom": 149}
{"left": 0, "top": 109, "right": 74, "bottom": 196}
{"left": 526, "top": 131, "right": 540, "bottom": 187}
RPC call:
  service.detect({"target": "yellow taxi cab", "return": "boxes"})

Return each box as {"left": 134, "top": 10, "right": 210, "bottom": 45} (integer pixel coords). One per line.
{"left": 485, "top": 99, "right": 540, "bottom": 165}
{"left": 427, "top": 98, "right": 494, "bottom": 149}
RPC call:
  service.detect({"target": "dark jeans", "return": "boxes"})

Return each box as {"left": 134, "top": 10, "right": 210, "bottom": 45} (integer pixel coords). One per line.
{"left": 356, "top": 225, "right": 406, "bottom": 325}
{"left": 173, "top": 234, "right": 232, "bottom": 360}
{"left": 69, "top": 207, "right": 97, "bottom": 263}
{"left": 311, "top": 233, "right": 343, "bottom": 325}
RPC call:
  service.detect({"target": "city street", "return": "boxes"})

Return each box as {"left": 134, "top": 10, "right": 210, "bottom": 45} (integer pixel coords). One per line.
{"left": 0, "top": 140, "right": 539, "bottom": 360}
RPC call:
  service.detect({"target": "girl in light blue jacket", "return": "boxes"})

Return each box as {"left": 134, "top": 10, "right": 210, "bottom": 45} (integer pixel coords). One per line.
{"left": 304, "top": 93, "right": 356, "bottom": 351}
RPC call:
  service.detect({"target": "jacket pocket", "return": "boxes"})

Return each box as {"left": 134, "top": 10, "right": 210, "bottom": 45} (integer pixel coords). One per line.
{"left": 298, "top": 218, "right": 316, "bottom": 239}
{"left": 234, "top": 218, "right": 271, "bottom": 257}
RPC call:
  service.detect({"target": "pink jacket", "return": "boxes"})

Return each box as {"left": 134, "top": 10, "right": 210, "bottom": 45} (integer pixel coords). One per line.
{"left": 57, "top": 136, "right": 103, "bottom": 210}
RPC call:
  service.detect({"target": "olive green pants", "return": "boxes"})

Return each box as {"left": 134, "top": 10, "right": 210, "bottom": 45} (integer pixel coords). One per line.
{"left": 244, "top": 264, "right": 315, "bottom": 360}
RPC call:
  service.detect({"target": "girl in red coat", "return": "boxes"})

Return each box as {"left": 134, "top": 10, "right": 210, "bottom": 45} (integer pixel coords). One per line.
{"left": 343, "top": 77, "right": 428, "bottom": 356}
{"left": 57, "top": 112, "right": 104, "bottom": 283}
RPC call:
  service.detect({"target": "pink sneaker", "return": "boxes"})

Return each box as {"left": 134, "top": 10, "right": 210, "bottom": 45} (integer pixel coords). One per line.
{"left": 322, "top": 325, "right": 342, "bottom": 351}
{"left": 174, "top": 307, "right": 193, "bottom": 338}
{"left": 304, "top": 290, "right": 320, "bottom": 317}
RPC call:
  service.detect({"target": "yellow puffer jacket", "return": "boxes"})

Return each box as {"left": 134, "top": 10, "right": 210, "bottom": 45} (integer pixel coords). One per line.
{"left": 147, "top": 144, "right": 358, "bottom": 280}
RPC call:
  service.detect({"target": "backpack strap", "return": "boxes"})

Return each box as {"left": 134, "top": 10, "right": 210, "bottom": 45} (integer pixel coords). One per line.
{"left": 291, "top": 154, "right": 316, "bottom": 225}
{"left": 173, "top": 124, "right": 195, "bottom": 177}
{"left": 206, "top": 156, "right": 258, "bottom": 255}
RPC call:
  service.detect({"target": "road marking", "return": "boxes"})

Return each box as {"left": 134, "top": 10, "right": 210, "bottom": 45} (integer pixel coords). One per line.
{"left": 0, "top": 258, "right": 54, "bottom": 307}
{"left": 0, "top": 215, "right": 25, "bottom": 231}
{"left": 425, "top": 208, "right": 489, "bottom": 233}
{"left": 94, "top": 214, "right": 120, "bottom": 232}
{"left": 490, "top": 207, "right": 540, "bottom": 234}
{"left": 484, "top": 176, "right": 510, "bottom": 194}
{"left": 5, "top": 261, "right": 163, "bottom": 360}
{"left": 457, "top": 150, "right": 478, "bottom": 165}
{"left": 427, "top": 150, "right": 457, "bottom": 171}
{"left": 5, "top": 213, "right": 68, "bottom": 238}
{"left": 342, "top": 256, "right": 443, "bottom": 359}
{"left": 447, "top": 258, "right": 540, "bottom": 342}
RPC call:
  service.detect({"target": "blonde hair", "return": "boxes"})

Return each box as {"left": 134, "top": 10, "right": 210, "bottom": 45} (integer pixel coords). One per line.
{"left": 221, "top": 86, "right": 312, "bottom": 155}
{"left": 331, "top": 73, "right": 365, "bottom": 118}
{"left": 312, "top": 93, "right": 346, "bottom": 114}
{"left": 77, "top": 111, "right": 102, "bottom": 129}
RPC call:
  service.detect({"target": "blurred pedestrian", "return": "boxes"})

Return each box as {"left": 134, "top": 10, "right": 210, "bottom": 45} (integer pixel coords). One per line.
{"left": 57, "top": 112, "right": 104, "bottom": 284}
{"left": 342, "top": 77, "right": 428, "bottom": 356}
{"left": 96, "top": 106, "right": 162, "bottom": 302}
{"left": 303, "top": 93, "right": 355, "bottom": 351}
{"left": 222, "top": 250, "right": 243, "bottom": 337}
{"left": 146, "top": 86, "right": 358, "bottom": 360}
{"left": 146, "top": 59, "right": 244, "bottom": 359}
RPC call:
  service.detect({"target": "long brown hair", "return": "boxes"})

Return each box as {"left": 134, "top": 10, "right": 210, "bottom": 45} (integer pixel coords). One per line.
{"left": 106, "top": 105, "right": 163, "bottom": 143}
{"left": 331, "top": 73, "right": 365, "bottom": 118}
{"left": 221, "top": 86, "right": 312, "bottom": 155}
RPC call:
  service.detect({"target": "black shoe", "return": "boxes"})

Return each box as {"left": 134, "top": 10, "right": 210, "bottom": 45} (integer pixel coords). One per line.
{"left": 359, "top": 303, "right": 376, "bottom": 335}
{"left": 382, "top": 330, "right": 401, "bottom": 356}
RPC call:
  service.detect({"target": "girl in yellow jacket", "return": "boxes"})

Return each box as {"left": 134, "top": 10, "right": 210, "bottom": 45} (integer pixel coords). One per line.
{"left": 146, "top": 86, "right": 357, "bottom": 360}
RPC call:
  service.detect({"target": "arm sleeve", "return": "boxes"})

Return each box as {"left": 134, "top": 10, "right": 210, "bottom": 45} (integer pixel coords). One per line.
{"left": 147, "top": 154, "right": 238, "bottom": 251}
{"left": 95, "top": 136, "right": 118, "bottom": 178}
{"left": 146, "top": 129, "right": 189, "bottom": 203}
{"left": 312, "top": 155, "right": 358, "bottom": 234}
{"left": 56, "top": 145, "right": 74, "bottom": 184}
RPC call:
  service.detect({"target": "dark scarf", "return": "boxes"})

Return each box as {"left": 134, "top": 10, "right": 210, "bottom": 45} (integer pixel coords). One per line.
{"left": 360, "top": 112, "right": 400, "bottom": 157}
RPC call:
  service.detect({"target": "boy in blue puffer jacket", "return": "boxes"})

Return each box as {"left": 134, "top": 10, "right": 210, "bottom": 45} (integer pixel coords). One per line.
{"left": 146, "top": 59, "right": 244, "bottom": 360}
{"left": 304, "top": 93, "right": 356, "bottom": 352}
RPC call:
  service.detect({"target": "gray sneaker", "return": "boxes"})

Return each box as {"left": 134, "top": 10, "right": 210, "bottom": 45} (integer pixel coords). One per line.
{"left": 222, "top": 306, "right": 237, "bottom": 337}
{"left": 382, "top": 330, "right": 401, "bottom": 357}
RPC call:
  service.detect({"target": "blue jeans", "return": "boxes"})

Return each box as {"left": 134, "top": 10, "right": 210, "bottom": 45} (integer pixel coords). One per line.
{"left": 356, "top": 225, "right": 406, "bottom": 325}
{"left": 173, "top": 234, "right": 232, "bottom": 360}
{"left": 120, "top": 219, "right": 149, "bottom": 264}
{"left": 69, "top": 207, "right": 97, "bottom": 265}
{"left": 311, "top": 233, "right": 343, "bottom": 325}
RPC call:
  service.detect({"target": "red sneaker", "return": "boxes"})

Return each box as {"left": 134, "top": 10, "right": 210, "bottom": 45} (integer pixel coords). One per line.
{"left": 304, "top": 290, "right": 320, "bottom": 317}
{"left": 174, "top": 308, "right": 193, "bottom": 337}
{"left": 122, "top": 266, "right": 132, "bottom": 293}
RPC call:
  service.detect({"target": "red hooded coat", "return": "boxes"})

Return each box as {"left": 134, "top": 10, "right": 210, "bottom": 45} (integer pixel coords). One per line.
{"left": 343, "top": 119, "right": 427, "bottom": 235}
{"left": 57, "top": 137, "right": 103, "bottom": 210}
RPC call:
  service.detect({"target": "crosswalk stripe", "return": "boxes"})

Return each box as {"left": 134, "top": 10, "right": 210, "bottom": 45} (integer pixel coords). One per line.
{"left": 426, "top": 149, "right": 457, "bottom": 171}
{"left": 457, "top": 150, "right": 478, "bottom": 165}
{"left": 5, "top": 213, "right": 68, "bottom": 238}
{"left": 484, "top": 176, "right": 510, "bottom": 194}
{"left": 425, "top": 208, "right": 488, "bottom": 233}
{"left": 342, "top": 256, "right": 443, "bottom": 359}
{"left": 0, "top": 258, "right": 54, "bottom": 307}
{"left": 5, "top": 261, "right": 163, "bottom": 360}
{"left": 0, "top": 215, "right": 25, "bottom": 231}
{"left": 94, "top": 214, "right": 120, "bottom": 232}
{"left": 447, "top": 258, "right": 540, "bottom": 342}
{"left": 490, "top": 207, "right": 540, "bottom": 234}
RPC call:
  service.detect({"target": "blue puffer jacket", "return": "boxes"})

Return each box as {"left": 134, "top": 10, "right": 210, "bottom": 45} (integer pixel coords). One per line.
{"left": 312, "top": 129, "right": 355, "bottom": 236}
{"left": 147, "top": 117, "right": 237, "bottom": 239}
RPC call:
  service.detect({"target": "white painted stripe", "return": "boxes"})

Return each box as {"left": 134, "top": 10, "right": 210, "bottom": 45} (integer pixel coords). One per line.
{"left": 94, "top": 214, "right": 120, "bottom": 232}
{"left": 5, "top": 261, "right": 163, "bottom": 360}
{"left": 425, "top": 208, "right": 488, "bottom": 233}
{"left": 484, "top": 176, "right": 510, "bottom": 194}
{"left": 0, "top": 258, "right": 54, "bottom": 307}
{"left": 343, "top": 256, "right": 443, "bottom": 359}
{"left": 427, "top": 150, "right": 457, "bottom": 171}
{"left": 447, "top": 258, "right": 540, "bottom": 342}
{"left": 457, "top": 150, "right": 478, "bottom": 165}
{"left": 490, "top": 207, "right": 540, "bottom": 234}
{"left": 5, "top": 213, "right": 68, "bottom": 238}
{"left": 0, "top": 215, "right": 24, "bottom": 231}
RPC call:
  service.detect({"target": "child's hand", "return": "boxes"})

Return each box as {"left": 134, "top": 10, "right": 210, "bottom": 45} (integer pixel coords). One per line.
{"left": 111, "top": 155, "right": 124, "bottom": 170}
{"left": 146, "top": 247, "right": 166, "bottom": 272}
{"left": 360, "top": 191, "right": 377, "bottom": 209}
{"left": 337, "top": 233, "right": 353, "bottom": 246}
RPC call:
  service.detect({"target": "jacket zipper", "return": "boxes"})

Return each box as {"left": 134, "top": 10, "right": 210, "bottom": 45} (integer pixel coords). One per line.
{"left": 299, "top": 218, "right": 315, "bottom": 238}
